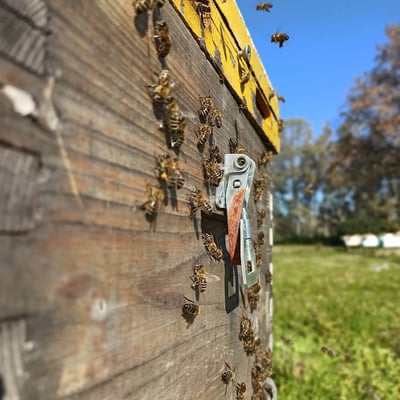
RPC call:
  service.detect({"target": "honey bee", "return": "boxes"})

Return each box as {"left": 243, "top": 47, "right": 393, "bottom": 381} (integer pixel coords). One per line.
{"left": 257, "top": 209, "right": 266, "bottom": 228}
{"left": 155, "top": 153, "right": 185, "bottom": 189}
{"left": 154, "top": 20, "right": 171, "bottom": 58}
{"left": 182, "top": 296, "right": 201, "bottom": 324}
{"left": 190, "top": 264, "right": 208, "bottom": 292}
{"left": 321, "top": 346, "right": 339, "bottom": 358}
{"left": 256, "top": 3, "right": 273, "bottom": 12}
{"left": 254, "top": 173, "right": 267, "bottom": 201}
{"left": 229, "top": 137, "right": 247, "bottom": 154}
{"left": 265, "top": 268, "right": 272, "bottom": 284}
{"left": 140, "top": 181, "right": 165, "bottom": 217}
{"left": 258, "top": 150, "right": 273, "bottom": 168}
{"left": 271, "top": 32, "right": 289, "bottom": 48}
{"left": 256, "top": 349, "right": 273, "bottom": 369}
{"left": 243, "top": 332, "right": 261, "bottom": 355}
{"left": 148, "top": 69, "right": 171, "bottom": 103}
{"left": 196, "top": 2, "right": 212, "bottom": 29}
{"left": 203, "top": 157, "right": 223, "bottom": 186}
{"left": 209, "top": 144, "right": 223, "bottom": 163}
{"left": 209, "top": 108, "right": 222, "bottom": 128}
{"left": 198, "top": 95, "right": 214, "bottom": 120}
{"left": 253, "top": 240, "right": 263, "bottom": 268}
{"left": 281, "top": 336, "right": 292, "bottom": 346}
{"left": 202, "top": 232, "right": 223, "bottom": 262}
{"left": 246, "top": 283, "right": 260, "bottom": 312}
{"left": 239, "top": 315, "right": 252, "bottom": 341}
{"left": 165, "top": 99, "right": 186, "bottom": 148}
{"left": 221, "top": 362, "right": 235, "bottom": 384}
{"left": 257, "top": 232, "right": 265, "bottom": 246}
{"left": 239, "top": 66, "right": 250, "bottom": 84}
{"left": 302, "top": 183, "right": 314, "bottom": 195}
{"left": 187, "top": 188, "right": 212, "bottom": 215}
{"left": 134, "top": 0, "right": 153, "bottom": 14}
{"left": 277, "top": 94, "right": 286, "bottom": 102}
{"left": 236, "top": 382, "right": 246, "bottom": 400}
{"left": 196, "top": 123, "right": 212, "bottom": 145}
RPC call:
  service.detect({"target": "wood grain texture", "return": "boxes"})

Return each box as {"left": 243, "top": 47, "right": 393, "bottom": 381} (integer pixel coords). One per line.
{"left": 0, "top": 1, "right": 274, "bottom": 399}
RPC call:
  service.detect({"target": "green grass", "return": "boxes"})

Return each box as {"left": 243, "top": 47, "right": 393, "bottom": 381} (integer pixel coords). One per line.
{"left": 272, "top": 245, "right": 400, "bottom": 400}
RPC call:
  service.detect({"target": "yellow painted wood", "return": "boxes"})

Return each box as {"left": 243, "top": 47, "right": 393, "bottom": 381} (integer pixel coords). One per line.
{"left": 169, "top": 0, "right": 280, "bottom": 151}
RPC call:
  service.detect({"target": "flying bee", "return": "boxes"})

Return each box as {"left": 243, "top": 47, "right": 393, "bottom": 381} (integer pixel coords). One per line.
{"left": 202, "top": 233, "right": 223, "bottom": 262}
{"left": 229, "top": 137, "right": 247, "bottom": 154}
{"left": 321, "top": 346, "right": 339, "bottom": 358}
{"left": 256, "top": 3, "right": 273, "bottom": 12}
{"left": 271, "top": 32, "right": 289, "bottom": 48}
{"left": 203, "top": 158, "right": 223, "bottom": 186}
{"left": 257, "top": 209, "right": 266, "bottom": 227}
{"left": 148, "top": 69, "right": 171, "bottom": 103}
{"left": 221, "top": 362, "right": 235, "bottom": 385}
{"left": 154, "top": 20, "right": 171, "bottom": 58}
{"left": 182, "top": 296, "right": 201, "bottom": 325}
{"left": 140, "top": 181, "right": 165, "bottom": 217}
{"left": 278, "top": 118, "right": 285, "bottom": 133}
{"left": 254, "top": 173, "right": 267, "bottom": 201}
{"left": 236, "top": 382, "right": 246, "bottom": 400}
{"left": 302, "top": 183, "right": 314, "bottom": 195}
{"left": 190, "top": 264, "right": 208, "bottom": 292}
{"left": 277, "top": 94, "right": 286, "bottom": 102}
{"left": 281, "top": 336, "right": 292, "bottom": 346}
{"left": 134, "top": 0, "right": 153, "bottom": 14}
{"left": 239, "top": 315, "right": 252, "bottom": 341}
{"left": 196, "top": 123, "right": 212, "bottom": 145}
{"left": 209, "top": 144, "right": 223, "bottom": 163}
{"left": 258, "top": 150, "right": 273, "bottom": 167}
{"left": 187, "top": 188, "right": 212, "bottom": 216}
{"left": 198, "top": 95, "right": 214, "bottom": 120}
{"left": 209, "top": 108, "right": 222, "bottom": 128}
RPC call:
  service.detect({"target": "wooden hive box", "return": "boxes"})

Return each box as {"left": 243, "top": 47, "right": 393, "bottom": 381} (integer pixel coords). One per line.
{"left": 0, "top": 0, "right": 280, "bottom": 399}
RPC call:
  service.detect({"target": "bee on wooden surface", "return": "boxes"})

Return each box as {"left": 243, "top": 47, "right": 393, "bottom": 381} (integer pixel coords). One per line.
{"left": 257, "top": 209, "right": 266, "bottom": 228}
{"left": 239, "top": 315, "right": 252, "bottom": 341}
{"left": 209, "top": 144, "right": 223, "bottom": 163}
{"left": 209, "top": 108, "right": 223, "bottom": 128}
{"left": 321, "top": 346, "right": 339, "bottom": 358}
{"left": 239, "top": 66, "right": 250, "bottom": 84}
{"left": 271, "top": 32, "right": 289, "bottom": 48}
{"left": 254, "top": 173, "right": 267, "bottom": 201}
{"left": 154, "top": 20, "right": 171, "bottom": 58}
{"left": 182, "top": 296, "right": 201, "bottom": 325}
{"left": 196, "top": 123, "right": 212, "bottom": 145}
{"left": 187, "top": 188, "right": 212, "bottom": 215}
{"left": 202, "top": 232, "right": 223, "bottom": 262}
{"left": 258, "top": 150, "right": 273, "bottom": 168}
{"left": 256, "top": 349, "right": 273, "bottom": 369}
{"left": 198, "top": 95, "right": 214, "bottom": 120}
{"left": 134, "top": 0, "right": 153, "bottom": 14}
{"left": 243, "top": 332, "right": 261, "bottom": 355}
{"left": 229, "top": 137, "right": 247, "bottom": 154}
{"left": 265, "top": 268, "right": 272, "bottom": 284}
{"left": 155, "top": 153, "right": 185, "bottom": 189}
{"left": 236, "top": 382, "right": 246, "bottom": 400}
{"left": 165, "top": 99, "right": 186, "bottom": 148}
{"left": 140, "top": 181, "right": 165, "bottom": 217}
{"left": 155, "top": 0, "right": 166, "bottom": 7}
{"left": 281, "top": 336, "right": 292, "bottom": 346}
{"left": 246, "top": 283, "right": 260, "bottom": 312}
{"left": 203, "top": 158, "right": 223, "bottom": 187}
{"left": 253, "top": 240, "right": 263, "bottom": 268}
{"left": 196, "top": 2, "right": 212, "bottom": 29}
{"left": 256, "top": 3, "right": 273, "bottom": 12}
{"left": 190, "top": 264, "right": 208, "bottom": 292}
{"left": 257, "top": 232, "right": 265, "bottom": 246}
{"left": 221, "top": 362, "right": 235, "bottom": 385}
{"left": 148, "top": 69, "right": 171, "bottom": 103}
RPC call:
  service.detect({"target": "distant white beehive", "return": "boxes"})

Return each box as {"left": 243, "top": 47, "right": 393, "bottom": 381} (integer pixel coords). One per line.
{"left": 342, "top": 234, "right": 363, "bottom": 247}
{"left": 380, "top": 233, "right": 400, "bottom": 248}
{"left": 362, "top": 233, "right": 380, "bottom": 248}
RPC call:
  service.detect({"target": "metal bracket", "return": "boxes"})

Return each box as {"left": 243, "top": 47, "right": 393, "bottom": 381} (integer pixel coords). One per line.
{"left": 216, "top": 154, "right": 258, "bottom": 288}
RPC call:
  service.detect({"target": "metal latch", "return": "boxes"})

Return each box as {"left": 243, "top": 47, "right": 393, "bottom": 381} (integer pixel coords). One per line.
{"left": 216, "top": 154, "right": 258, "bottom": 288}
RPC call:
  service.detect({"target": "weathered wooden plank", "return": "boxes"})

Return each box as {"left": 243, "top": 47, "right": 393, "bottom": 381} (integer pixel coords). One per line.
{"left": 0, "top": 0, "right": 275, "bottom": 399}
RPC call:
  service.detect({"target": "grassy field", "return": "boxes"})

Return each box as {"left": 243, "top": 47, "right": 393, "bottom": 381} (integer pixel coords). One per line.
{"left": 272, "top": 245, "right": 400, "bottom": 400}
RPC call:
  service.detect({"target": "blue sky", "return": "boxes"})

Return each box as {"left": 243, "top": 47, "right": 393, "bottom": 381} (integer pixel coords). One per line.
{"left": 236, "top": 0, "right": 400, "bottom": 136}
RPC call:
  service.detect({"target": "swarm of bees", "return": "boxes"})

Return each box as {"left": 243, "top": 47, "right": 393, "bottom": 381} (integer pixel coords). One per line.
{"left": 321, "top": 346, "right": 339, "bottom": 358}
{"left": 190, "top": 264, "right": 208, "bottom": 292}
{"left": 141, "top": 181, "right": 165, "bottom": 217}
{"left": 271, "top": 32, "right": 289, "bottom": 48}
{"left": 182, "top": 296, "right": 201, "bottom": 326}
{"left": 202, "top": 233, "right": 223, "bottom": 262}
{"left": 254, "top": 173, "right": 268, "bottom": 201}
{"left": 221, "top": 362, "right": 235, "bottom": 385}
{"left": 256, "top": 2, "right": 273, "bottom": 12}
{"left": 164, "top": 98, "right": 186, "bottom": 149}
{"left": 154, "top": 20, "right": 171, "bottom": 58}
{"left": 155, "top": 153, "right": 185, "bottom": 189}
{"left": 187, "top": 187, "right": 212, "bottom": 216}
{"left": 134, "top": 0, "right": 166, "bottom": 14}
